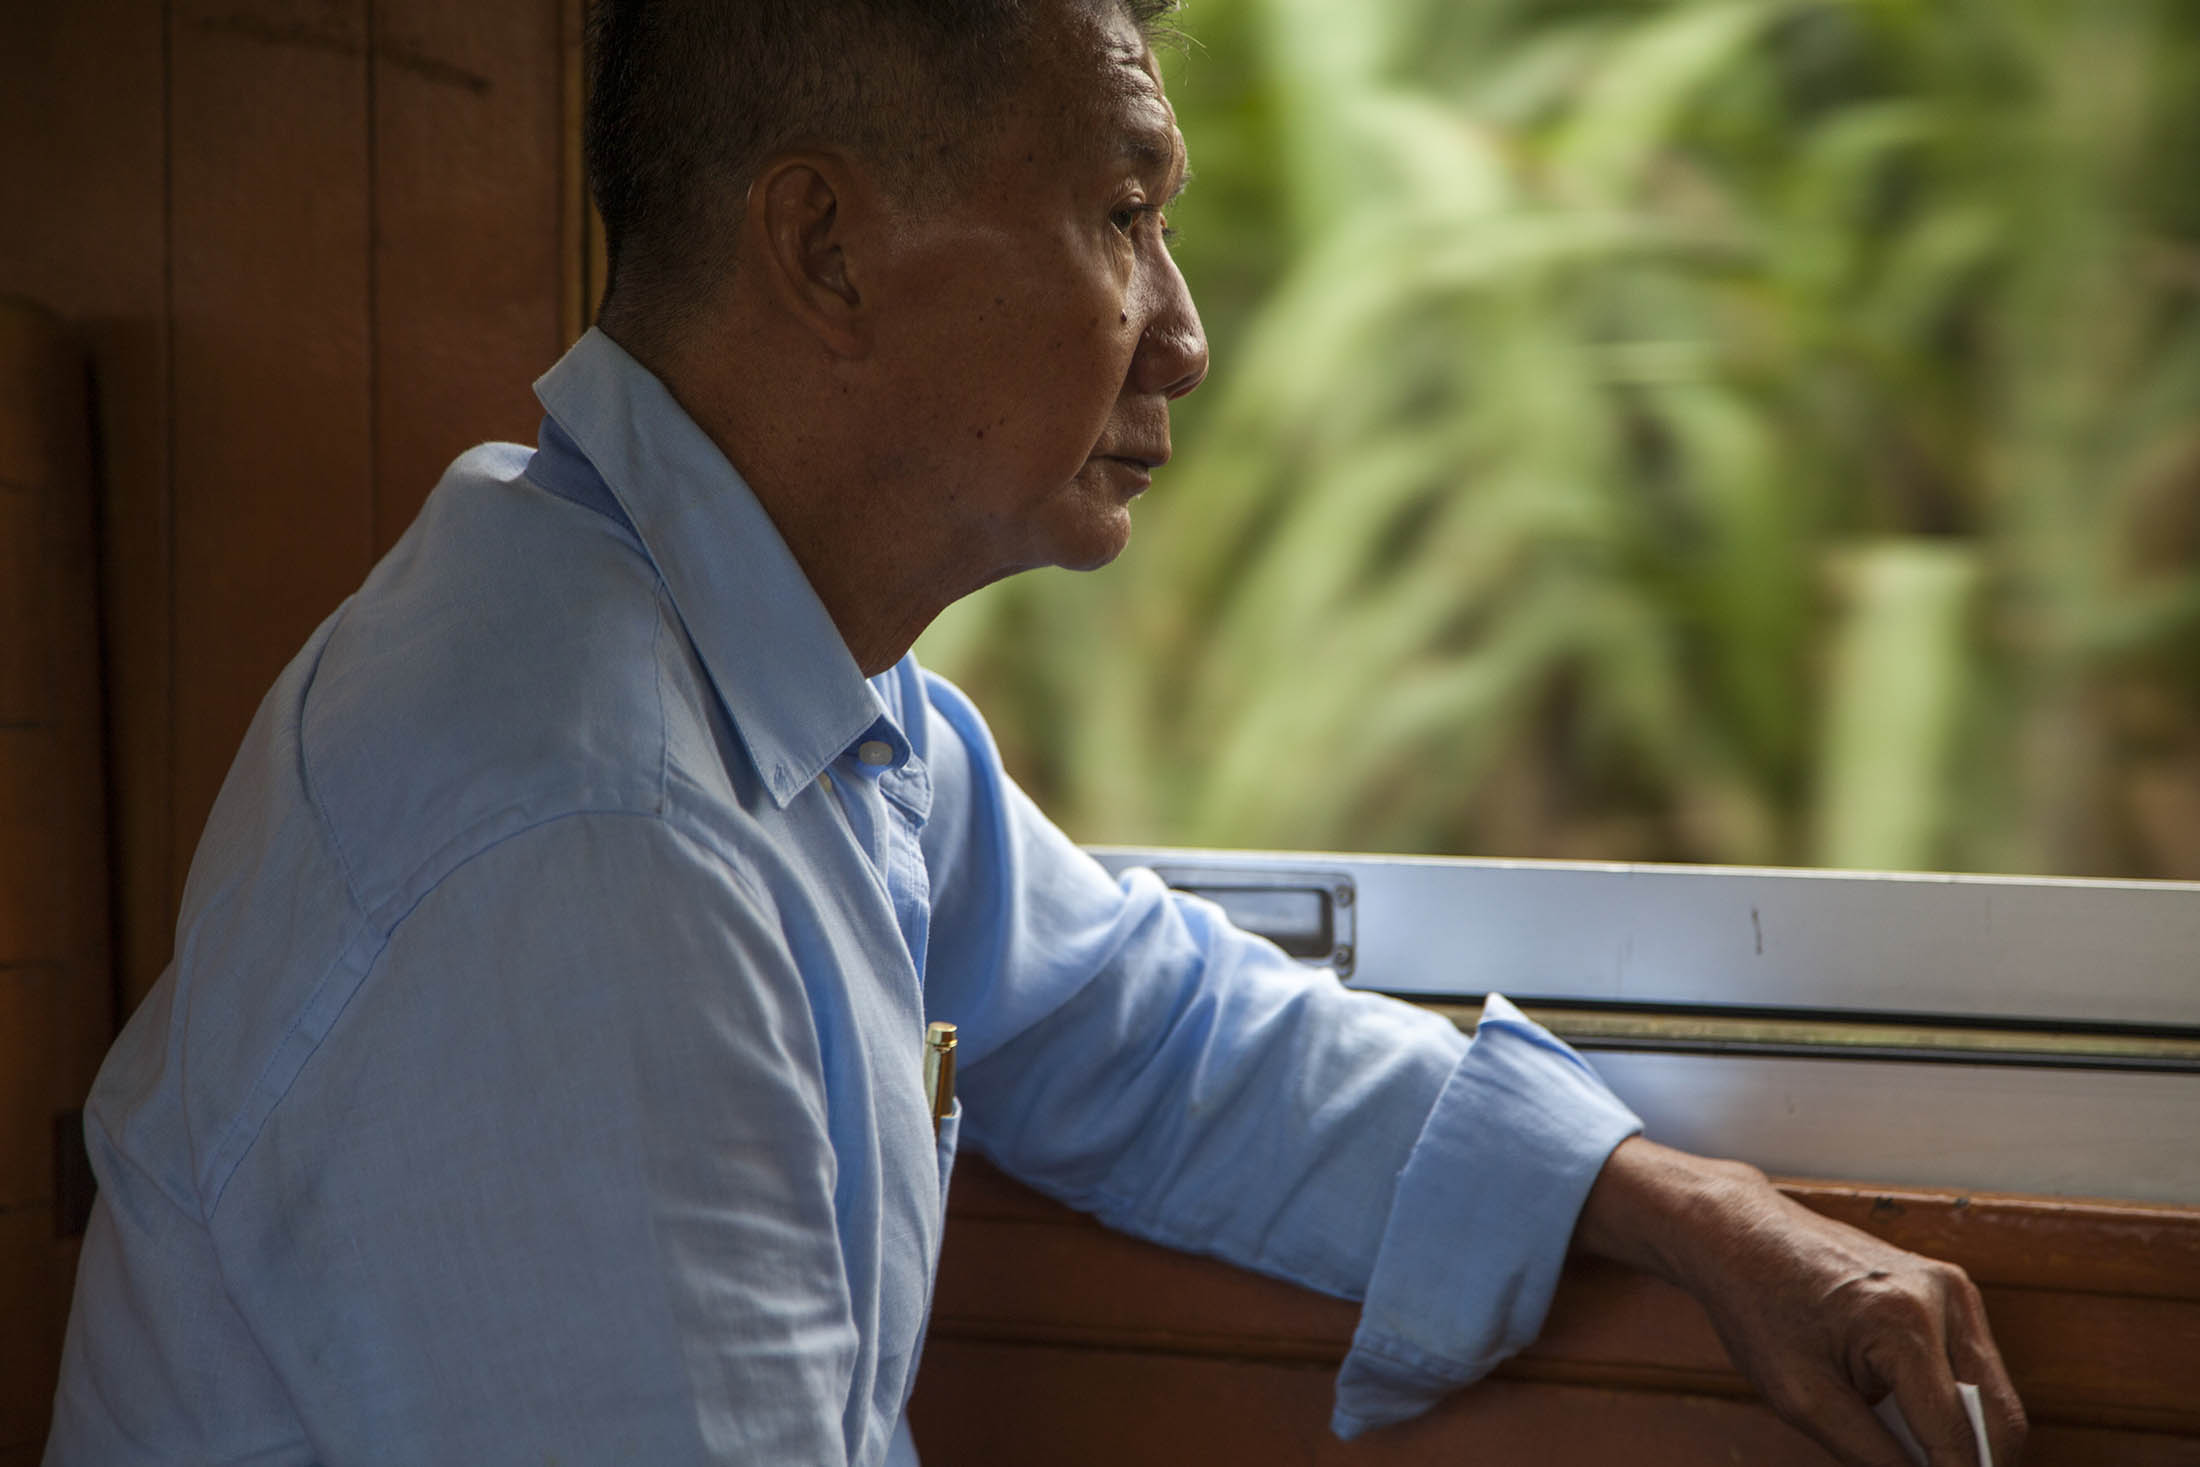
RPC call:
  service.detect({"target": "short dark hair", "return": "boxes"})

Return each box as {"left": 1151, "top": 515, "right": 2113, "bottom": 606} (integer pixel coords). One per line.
{"left": 585, "top": 0, "right": 1180, "bottom": 341}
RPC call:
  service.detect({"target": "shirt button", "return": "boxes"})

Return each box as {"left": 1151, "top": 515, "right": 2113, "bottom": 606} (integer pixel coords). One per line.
{"left": 857, "top": 740, "right": 894, "bottom": 767}
{"left": 819, "top": 773, "right": 834, "bottom": 792}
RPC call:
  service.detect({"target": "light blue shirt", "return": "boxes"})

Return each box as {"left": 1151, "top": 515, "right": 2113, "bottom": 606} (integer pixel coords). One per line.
{"left": 48, "top": 330, "right": 1642, "bottom": 1466}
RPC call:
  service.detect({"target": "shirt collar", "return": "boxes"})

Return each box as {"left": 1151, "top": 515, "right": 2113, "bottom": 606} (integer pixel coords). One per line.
{"left": 533, "top": 328, "right": 885, "bottom": 808}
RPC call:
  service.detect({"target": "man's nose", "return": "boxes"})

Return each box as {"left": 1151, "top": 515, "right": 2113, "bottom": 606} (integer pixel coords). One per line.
{"left": 1134, "top": 252, "right": 1209, "bottom": 401}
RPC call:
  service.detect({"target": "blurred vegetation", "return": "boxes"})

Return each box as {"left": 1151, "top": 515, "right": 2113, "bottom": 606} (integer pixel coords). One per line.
{"left": 920, "top": 0, "right": 2200, "bottom": 877}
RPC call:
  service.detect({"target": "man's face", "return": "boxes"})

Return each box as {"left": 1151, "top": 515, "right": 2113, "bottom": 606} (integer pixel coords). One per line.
{"left": 868, "top": 1, "right": 1209, "bottom": 582}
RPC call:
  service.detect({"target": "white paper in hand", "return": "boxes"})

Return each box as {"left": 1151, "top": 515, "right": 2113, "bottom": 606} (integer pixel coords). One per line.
{"left": 1875, "top": 1382, "right": 1991, "bottom": 1466}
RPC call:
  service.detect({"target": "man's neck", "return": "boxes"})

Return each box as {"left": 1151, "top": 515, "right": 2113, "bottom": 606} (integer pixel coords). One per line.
{"left": 759, "top": 490, "right": 966, "bottom": 678}
{"left": 610, "top": 320, "right": 966, "bottom": 679}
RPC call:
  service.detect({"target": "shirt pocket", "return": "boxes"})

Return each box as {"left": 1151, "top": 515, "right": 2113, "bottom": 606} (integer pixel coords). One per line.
{"left": 890, "top": 1099, "right": 962, "bottom": 1417}
{"left": 877, "top": 1098, "right": 963, "bottom": 1426}
{"left": 934, "top": 1100, "right": 961, "bottom": 1219}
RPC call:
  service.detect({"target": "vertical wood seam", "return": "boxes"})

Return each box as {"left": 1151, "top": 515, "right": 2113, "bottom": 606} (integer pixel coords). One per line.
{"left": 157, "top": 0, "right": 177, "bottom": 959}
{"left": 560, "top": 0, "right": 586, "bottom": 348}
{"left": 365, "top": 0, "right": 380, "bottom": 559}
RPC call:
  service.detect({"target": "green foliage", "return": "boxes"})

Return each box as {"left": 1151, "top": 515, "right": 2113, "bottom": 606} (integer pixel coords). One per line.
{"left": 922, "top": 0, "right": 2200, "bottom": 876}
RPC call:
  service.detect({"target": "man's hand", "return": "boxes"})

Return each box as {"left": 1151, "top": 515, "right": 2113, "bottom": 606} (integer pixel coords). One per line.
{"left": 1573, "top": 1137, "right": 2028, "bottom": 1465}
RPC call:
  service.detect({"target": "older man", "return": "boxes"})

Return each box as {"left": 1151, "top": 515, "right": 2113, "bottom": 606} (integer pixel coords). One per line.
{"left": 48, "top": 1, "right": 2022, "bottom": 1464}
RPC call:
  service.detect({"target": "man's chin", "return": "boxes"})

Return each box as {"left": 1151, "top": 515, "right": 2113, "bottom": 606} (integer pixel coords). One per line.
{"left": 1051, "top": 506, "right": 1134, "bottom": 572}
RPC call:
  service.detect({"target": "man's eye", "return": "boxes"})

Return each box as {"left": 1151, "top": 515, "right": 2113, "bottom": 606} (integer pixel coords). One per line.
{"left": 1111, "top": 204, "right": 1177, "bottom": 248}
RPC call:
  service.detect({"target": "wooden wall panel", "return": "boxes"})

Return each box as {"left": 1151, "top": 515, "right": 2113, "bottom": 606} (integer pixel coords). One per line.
{"left": 6, "top": 0, "right": 581, "bottom": 1015}
{"left": 4, "top": 0, "right": 581, "bottom": 1012}
{"left": 0, "top": 702, "right": 60, "bottom": 978}
{"left": 916, "top": 1339, "right": 2200, "bottom": 1466}
{"left": 916, "top": 1158, "right": 2200, "bottom": 1462}
{"left": 164, "top": 0, "right": 580, "bottom": 917}
{"left": 0, "top": 5, "right": 164, "bottom": 1451}
{"left": 559, "top": 0, "right": 599, "bottom": 343}
{"left": 167, "top": 0, "right": 378, "bottom": 894}
{"left": 0, "top": 0, "right": 173, "bottom": 1012}
{"left": 0, "top": 301, "right": 116, "bottom": 1457}
{"left": 0, "top": 963, "right": 59, "bottom": 1215}
{"left": 371, "top": 0, "right": 569, "bottom": 549}
{"left": 0, "top": 1206, "right": 65, "bottom": 1455}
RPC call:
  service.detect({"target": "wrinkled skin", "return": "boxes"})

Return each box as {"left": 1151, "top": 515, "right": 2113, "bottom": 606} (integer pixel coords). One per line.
{"left": 1577, "top": 1138, "right": 2027, "bottom": 1465}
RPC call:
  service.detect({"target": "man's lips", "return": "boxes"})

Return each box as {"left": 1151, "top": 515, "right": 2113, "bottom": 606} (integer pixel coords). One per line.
{"left": 1091, "top": 453, "right": 1163, "bottom": 493}
{"left": 1094, "top": 450, "right": 1169, "bottom": 472}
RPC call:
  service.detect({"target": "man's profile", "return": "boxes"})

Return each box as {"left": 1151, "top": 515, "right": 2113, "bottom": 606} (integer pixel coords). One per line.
{"left": 45, "top": 2, "right": 2024, "bottom": 1464}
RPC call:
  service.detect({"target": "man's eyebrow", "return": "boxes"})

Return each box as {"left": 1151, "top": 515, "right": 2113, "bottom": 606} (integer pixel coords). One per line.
{"left": 1119, "top": 127, "right": 1191, "bottom": 197}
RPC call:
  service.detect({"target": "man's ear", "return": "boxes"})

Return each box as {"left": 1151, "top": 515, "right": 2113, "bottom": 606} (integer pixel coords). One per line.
{"left": 748, "top": 153, "right": 877, "bottom": 359}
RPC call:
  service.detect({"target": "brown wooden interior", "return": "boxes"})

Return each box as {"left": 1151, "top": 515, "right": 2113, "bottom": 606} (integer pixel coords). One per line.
{"left": 0, "top": 301, "right": 115, "bottom": 1467}
{"left": 4, "top": 1, "right": 2198, "bottom": 1461}
{"left": 916, "top": 1158, "right": 2200, "bottom": 1463}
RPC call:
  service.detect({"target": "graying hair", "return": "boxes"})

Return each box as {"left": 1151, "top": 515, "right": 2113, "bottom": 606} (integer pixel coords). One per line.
{"left": 585, "top": 0, "right": 1182, "bottom": 338}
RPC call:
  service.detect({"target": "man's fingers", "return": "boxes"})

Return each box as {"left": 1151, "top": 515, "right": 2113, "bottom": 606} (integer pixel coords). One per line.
{"left": 1769, "top": 1373, "right": 1923, "bottom": 1467}
{"left": 1884, "top": 1368, "right": 1983, "bottom": 1467}
{"left": 1945, "top": 1271, "right": 2028, "bottom": 1463}
{"left": 1967, "top": 1363, "right": 2027, "bottom": 1463}
{"left": 1860, "top": 1265, "right": 2013, "bottom": 1466}
{"left": 1838, "top": 1267, "right": 1973, "bottom": 1466}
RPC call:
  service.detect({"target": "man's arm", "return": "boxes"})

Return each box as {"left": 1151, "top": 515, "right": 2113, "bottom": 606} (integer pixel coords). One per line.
{"left": 1576, "top": 1137, "right": 2027, "bottom": 1465}
{"left": 916, "top": 672, "right": 1645, "bottom": 1427}
{"left": 916, "top": 667, "right": 2026, "bottom": 1462}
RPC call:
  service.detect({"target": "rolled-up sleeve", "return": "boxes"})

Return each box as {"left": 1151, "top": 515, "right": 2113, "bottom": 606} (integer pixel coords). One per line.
{"left": 1332, "top": 992, "right": 1642, "bottom": 1436}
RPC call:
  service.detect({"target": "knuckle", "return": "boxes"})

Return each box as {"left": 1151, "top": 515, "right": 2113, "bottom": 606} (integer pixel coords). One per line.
{"left": 1856, "top": 1280, "right": 1937, "bottom": 1336}
{"left": 1927, "top": 1257, "right": 1974, "bottom": 1295}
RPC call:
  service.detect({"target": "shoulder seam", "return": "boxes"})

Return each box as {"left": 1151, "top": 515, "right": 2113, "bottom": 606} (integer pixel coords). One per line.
{"left": 371, "top": 804, "right": 769, "bottom": 949}
{"left": 198, "top": 918, "right": 370, "bottom": 1216}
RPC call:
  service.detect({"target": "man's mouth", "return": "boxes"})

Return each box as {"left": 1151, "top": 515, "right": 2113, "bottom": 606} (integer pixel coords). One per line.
{"left": 1092, "top": 453, "right": 1162, "bottom": 491}
{"left": 1096, "top": 450, "right": 1168, "bottom": 472}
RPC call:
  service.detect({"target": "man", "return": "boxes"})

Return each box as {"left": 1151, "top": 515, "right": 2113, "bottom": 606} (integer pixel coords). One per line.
{"left": 48, "top": 1, "right": 2024, "bottom": 1464}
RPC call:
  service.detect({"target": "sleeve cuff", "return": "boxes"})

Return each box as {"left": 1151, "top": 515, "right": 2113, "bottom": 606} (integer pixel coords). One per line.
{"left": 1331, "top": 993, "right": 1642, "bottom": 1439}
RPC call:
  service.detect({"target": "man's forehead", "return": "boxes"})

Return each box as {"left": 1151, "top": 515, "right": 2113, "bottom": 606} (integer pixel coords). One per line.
{"left": 1098, "top": 30, "right": 1186, "bottom": 175}
{"left": 1010, "top": 3, "right": 1186, "bottom": 184}
{"left": 1099, "top": 25, "right": 1171, "bottom": 117}
{"left": 1101, "top": 22, "right": 1163, "bottom": 88}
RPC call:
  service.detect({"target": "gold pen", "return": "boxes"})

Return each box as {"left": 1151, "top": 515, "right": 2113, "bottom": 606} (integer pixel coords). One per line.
{"left": 923, "top": 1021, "right": 957, "bottom": 1137}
